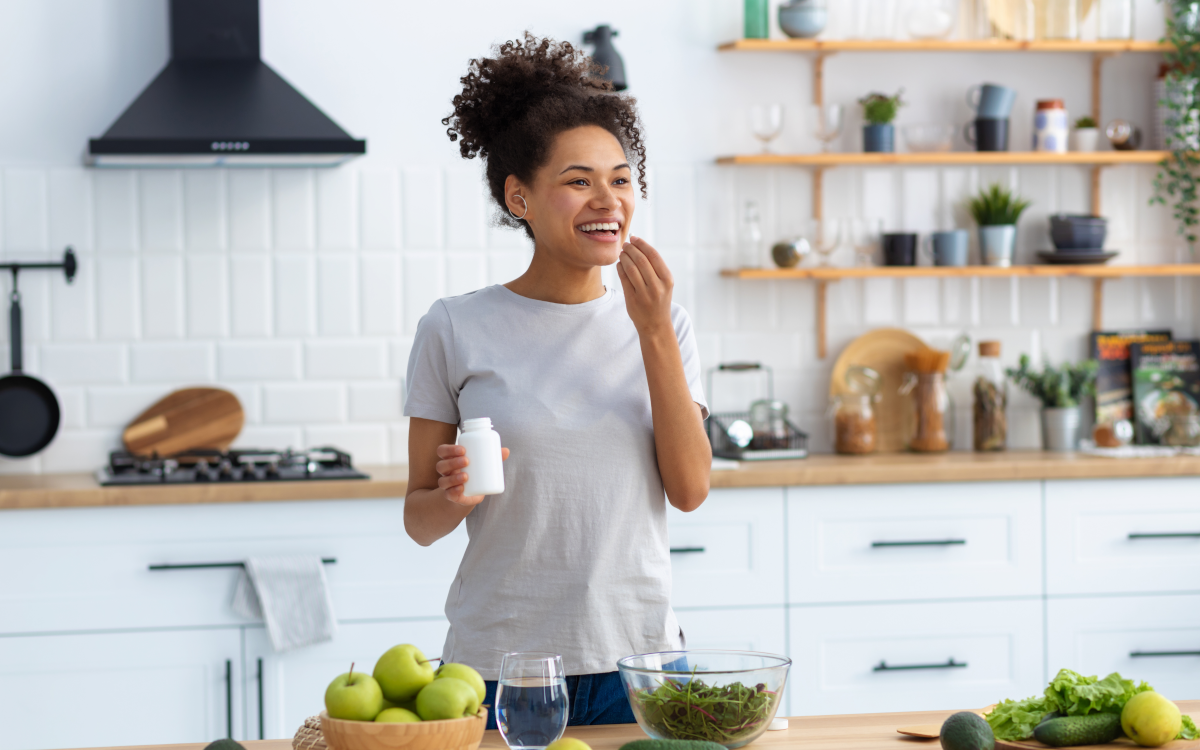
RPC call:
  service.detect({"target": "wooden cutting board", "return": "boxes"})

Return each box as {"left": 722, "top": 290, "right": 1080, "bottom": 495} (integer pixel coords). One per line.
{"left": 123, "top": 388, "right": 244, "bottom": 457}
{"left": 830, "top": 328, "right": 926, "bottom": 453}
{"left": 997, "top": 736, "right": 1200, "bottom": 750}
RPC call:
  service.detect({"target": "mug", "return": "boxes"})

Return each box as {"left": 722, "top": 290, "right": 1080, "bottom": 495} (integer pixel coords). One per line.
{"left": 967, "top": 83, "right": 1017, "bottom": 119}
{"left": 883, "top": 233, "right": 918, "bottom": 266}
{"left": 965, "top": 118, "right": 1010, "bottom": 152}
{"left": 930, "top": 230, "right": 970, "bottom": 266}
{"left": 1034, "top": 100, "right": 1068, "bottom": 153}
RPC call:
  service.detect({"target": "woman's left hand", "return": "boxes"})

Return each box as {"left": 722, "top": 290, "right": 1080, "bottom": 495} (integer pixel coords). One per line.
{"left": 617, "top": 236, "right": 674, "bottom": 336}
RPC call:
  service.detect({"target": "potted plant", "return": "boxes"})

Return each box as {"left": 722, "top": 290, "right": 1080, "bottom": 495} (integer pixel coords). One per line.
{"left": 1071, "top": 115, "right": 1100, "bottom": 152}
{"left": 859, "top": 90, "right": 903, "bottom": 153}
{"left": 1006, "top": 355, "right": 1098, "bottom": 451}
{"left": 969, "top": 182, "right": 1031, "bottom": 267}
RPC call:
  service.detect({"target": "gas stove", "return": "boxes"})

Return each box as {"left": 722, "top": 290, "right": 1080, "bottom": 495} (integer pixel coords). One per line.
{"left": 96, "top": 447, "right": 370, "bottom": 486}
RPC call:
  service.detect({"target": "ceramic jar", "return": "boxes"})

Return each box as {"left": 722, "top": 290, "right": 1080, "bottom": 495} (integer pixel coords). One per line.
{"left": 1034, "top": 99, "right": 1069, "bottom": 153}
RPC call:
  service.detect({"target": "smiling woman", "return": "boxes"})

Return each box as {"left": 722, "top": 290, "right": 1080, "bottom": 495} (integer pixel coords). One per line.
{"left": 402, "top": 32, "right": 712, "bottom": 731}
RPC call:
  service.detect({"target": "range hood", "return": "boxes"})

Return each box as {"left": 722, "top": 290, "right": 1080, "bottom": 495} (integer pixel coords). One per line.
{"left": 87, "top": 0, "right": 365, "bottom": 167}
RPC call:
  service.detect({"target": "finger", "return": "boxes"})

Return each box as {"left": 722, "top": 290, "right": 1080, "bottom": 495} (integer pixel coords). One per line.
{"left": 619, "top": 248, "right": 646, "bottom": 290}
{"left": 630, "top": 236, "right": 673, "bottom": 285}
{"left": 501, "top": 447, "right": 510, "bottom": 460}
{"left": 626, "top": 242, "right": 660, "bottom": 288}
{"left": 435, "top": 456, "right": 469, "bottom": 476}
{"left": 438, "top": 471, "right": 468, "bottom": 490}
{"left": 436, "top": 444, "right": 466, "bottom": 459}
{"left": 616, "top": 259, "right": 635, "bottom": 296}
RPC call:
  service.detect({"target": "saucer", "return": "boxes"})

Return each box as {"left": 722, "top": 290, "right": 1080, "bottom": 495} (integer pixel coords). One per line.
{"left": 1037, "top": 250, "right": 1118, "bottom": 265}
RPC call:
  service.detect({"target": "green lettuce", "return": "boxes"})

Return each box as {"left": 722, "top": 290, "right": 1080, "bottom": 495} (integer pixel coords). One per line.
{"left": 985, "top": 696, "right": 1052, "bottom": 741}
{"left": 1182, "top": 716, "right": 1198, "bottom": 741}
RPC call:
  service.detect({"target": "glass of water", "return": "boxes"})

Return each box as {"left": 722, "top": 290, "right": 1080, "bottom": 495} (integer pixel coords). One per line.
{"left": 497, "top": 652, "right": 568, "bottom": 750}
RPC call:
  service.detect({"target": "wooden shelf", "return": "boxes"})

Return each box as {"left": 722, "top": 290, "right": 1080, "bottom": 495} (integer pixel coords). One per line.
{"left": 722, "top": 263, "right": 1200, "bottom": 280}
{"left": 717, "top": 151, "right": 1170, "bottom": 166}
{"left": 719, "top": 39, "right": 1170, "bottom": 53}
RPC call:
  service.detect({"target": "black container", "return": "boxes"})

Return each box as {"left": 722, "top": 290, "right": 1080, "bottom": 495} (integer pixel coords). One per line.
{"left": 964, "top": 117, "right": 1009, "bottom": 152}
{"left": 1049, "top": 214, "right": 1107, "bottom": 250}
{"left": 883, "top": 233, "right": 918, "bottom": 266}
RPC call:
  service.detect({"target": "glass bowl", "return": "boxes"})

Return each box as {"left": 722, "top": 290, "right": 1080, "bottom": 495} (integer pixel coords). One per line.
{"left": 617, "top": 650, "right": 790, "bottom": 749}
{"left": 903, "top": 123, "right": 956, "bottom": 152}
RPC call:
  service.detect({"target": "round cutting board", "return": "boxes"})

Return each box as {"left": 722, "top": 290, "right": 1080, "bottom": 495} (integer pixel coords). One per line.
{"left": 830, "top": 328, "right": 926, "bottom": 453}
{"left": 123, "top": 387, "right": 244, "bottom": 457}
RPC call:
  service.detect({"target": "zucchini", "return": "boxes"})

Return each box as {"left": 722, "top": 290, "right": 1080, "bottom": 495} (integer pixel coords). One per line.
{"left": 1033, "top": 713, "right": 1122, "bottom": 747}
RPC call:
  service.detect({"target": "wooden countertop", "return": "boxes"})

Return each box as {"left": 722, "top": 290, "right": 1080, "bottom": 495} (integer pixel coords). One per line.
{"left": 5, "top": 451, "right": 1200, "bottom": 510}
{"left": 66, "top": 702, "right": 1200, "bottom": 750}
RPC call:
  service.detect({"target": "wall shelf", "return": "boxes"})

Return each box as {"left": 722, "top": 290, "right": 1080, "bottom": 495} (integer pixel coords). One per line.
{"left": 718, "top": 39, "right": 1171, "bottom": 53}
{"left": 717, "top": 151, "right": 1170, "bottom": 166}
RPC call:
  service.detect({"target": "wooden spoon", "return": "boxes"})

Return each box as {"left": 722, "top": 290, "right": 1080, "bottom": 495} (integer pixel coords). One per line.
{"left": 898, "top": 706, "right": 996, "bottom": 739}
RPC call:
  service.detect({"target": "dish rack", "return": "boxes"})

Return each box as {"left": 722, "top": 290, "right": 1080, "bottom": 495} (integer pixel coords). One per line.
{"left": 706, "top": 362, "right": 809, "bottom": 461}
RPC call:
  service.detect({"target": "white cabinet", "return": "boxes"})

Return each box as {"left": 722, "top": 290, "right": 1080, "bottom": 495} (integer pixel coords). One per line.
{"left": 0, "top": 628, "right": 243, "bottom": 750}
{"left": 1045, "top": 479, "right": 1200, "bottom": 596}
{"left": 787, "top": 482, "right": 1043, "bottom": 604}
{"left": 788, "top": 599, "right": 1045, "bottom": 716}
{"left": 668, "top": 488, "right": 786, "bottom": 608}
{"left": 246, "top": 619, "right": 450, "bottom": 740}
{"left": 673, "top": 606, "right": 791, "bottom": 715}
{"left": 1047, "top": 594, "right": 1200, "bottom": 702}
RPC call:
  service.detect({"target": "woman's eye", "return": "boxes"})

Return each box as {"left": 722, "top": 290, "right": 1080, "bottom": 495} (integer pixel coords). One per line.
{"left": 569, "top": 178, "right": 589, "bottom": 186}
{"left": 613, "top": 178, "right": 629, "bottom": 185}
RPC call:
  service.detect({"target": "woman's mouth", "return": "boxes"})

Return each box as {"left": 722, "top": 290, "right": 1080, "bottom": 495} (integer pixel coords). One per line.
{"left": 576, "top": 221, "right": 621, "bottom": 241}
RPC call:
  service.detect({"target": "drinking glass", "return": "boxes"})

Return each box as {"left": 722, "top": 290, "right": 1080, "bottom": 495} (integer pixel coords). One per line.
{"left": 848, "top": 217, "right": 883, "bottom": 267}
{"left": 750, "top": 104, "right": 785, "bottom": 153}
{"left": 808, "top": 103, "right": 843, "bottom": 152}
{"left": 806, "top": 218, "right": 843, "bottom": 267}
{"left": 497, "top": 652, "right": 568, "bottom": 750}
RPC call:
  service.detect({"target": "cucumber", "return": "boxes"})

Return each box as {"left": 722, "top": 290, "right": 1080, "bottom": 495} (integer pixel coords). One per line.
{"left": 619, "top": 741, "right": 727, "bottom": 750}
{"left": 1033, "top": 713, "right": 1122, "bottom": 747}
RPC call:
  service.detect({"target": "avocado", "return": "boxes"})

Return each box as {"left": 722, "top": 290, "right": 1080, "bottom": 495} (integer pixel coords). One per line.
{"left": 1033, "top": 713, "right": 1122, "bottom": 747}
{"left": 941, "top": 711, "right": 996, "bottom": 750}
{"left": 618, "top": 741, "right": 726, "bottom": 750}
{"left": 203, "top": 740, "right": 246, "bottom": 750}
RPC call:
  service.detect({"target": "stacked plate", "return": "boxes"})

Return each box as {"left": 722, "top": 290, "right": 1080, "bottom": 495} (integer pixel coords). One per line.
{"left": 1038, "top": 214, "right": 1117, "bottom": 264}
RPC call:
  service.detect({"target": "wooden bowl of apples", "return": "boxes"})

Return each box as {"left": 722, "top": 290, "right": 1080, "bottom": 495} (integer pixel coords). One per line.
{"left": 319, "top": 708, "right": 488, "bottom": 750}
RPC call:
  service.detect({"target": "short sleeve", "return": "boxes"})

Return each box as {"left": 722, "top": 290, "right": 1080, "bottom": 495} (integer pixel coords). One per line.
{"left": 672, "top": 304, "right": 709, "bottom": 420}
{"left": 403, "top": 300, "right": 461, "bottom": 425}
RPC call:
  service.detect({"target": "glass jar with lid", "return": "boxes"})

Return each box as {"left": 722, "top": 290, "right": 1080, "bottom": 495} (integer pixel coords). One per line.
{"left": 972, "top": 341, "right": 1007, "bottom": 451}
{"left": 832, "top": 365, "right": 880, "bottom": 455}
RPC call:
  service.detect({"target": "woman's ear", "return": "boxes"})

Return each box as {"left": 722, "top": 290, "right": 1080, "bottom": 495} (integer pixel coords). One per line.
{"left": 503, "top": 175, "right": 530, "bottom": 221}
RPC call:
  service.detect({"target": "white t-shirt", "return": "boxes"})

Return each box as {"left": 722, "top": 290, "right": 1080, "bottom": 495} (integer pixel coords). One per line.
{"left": 404, "top": 284, "right": 708, "bottom": 679}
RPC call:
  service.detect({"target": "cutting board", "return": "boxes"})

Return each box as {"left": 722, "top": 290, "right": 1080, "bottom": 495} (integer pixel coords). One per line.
{"left": 123, "top": 388, "right": 244, "bottom": 457}
{"left": 997, "top": 737, "right": 1200, "bottom": 750}
{"left": 830, "top": 328, "right": 926, "bottom": 453}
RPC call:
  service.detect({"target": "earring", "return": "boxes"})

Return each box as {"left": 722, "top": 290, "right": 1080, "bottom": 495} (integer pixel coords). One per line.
{"left": 509, "top": 195, "right": 528, "bottom": 220}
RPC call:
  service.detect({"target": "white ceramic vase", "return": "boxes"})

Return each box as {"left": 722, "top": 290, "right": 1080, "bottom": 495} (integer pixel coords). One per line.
{"left": 1070, "top": 128, "right": 1100, "bottom": 152}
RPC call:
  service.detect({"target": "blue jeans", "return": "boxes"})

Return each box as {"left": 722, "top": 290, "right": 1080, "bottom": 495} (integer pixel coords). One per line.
{"left": 483, "top": 672, "right": 635, "bottom": 730}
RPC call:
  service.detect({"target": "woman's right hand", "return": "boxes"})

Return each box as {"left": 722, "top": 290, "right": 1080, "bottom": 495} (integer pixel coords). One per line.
{"left": 436, "top": 444, "right": 510, "bottom": 506}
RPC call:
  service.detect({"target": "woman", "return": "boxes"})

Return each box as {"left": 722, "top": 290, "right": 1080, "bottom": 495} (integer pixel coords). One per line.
{"left": 403, "top": 33, "right": 712, "bottom": 728}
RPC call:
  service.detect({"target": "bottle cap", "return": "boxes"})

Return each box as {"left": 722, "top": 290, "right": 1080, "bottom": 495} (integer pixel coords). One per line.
{"left": 769, "top": 717, "right": 789, "bottom": 731}
{"left": 1036, "top": 99, "right": 1064, "bottom": 110}
{"left": 461, "top": 417, "right": 492, "bottom": 431}
{"left": 979, "top": 341, "right": 1001, "bottom": 357}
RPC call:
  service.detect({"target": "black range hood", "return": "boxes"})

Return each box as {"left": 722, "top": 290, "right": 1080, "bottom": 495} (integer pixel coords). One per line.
{"left": 87, "top": 0, "right": 365, "bottom": 167}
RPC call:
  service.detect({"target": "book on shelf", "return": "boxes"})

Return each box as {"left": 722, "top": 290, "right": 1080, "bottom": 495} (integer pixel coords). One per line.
{"left": 1129, "top": 339, "right": 1200, "bottom": 445}
{"left": 1090, "top": 330, "right": 1172, "bottom": 428}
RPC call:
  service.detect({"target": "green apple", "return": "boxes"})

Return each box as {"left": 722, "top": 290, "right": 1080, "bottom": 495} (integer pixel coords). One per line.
{"left": 375, "top": 707, "right": 422, "bottom": 723}
{"left": 434, "top": 663, "right": 486, "bottom": 703}
{"left": 1122, "top": 692, "right": 1182, "bottom": 747}
{"left": 546, "top": 740, "right": 591, "bottom": 750}
{"left": 373, "top": 644, "right": 436, "bottom": 702}
{"left": 416, "top": 677, "right": 481, "bottom": 721}
{"left": 324, "top": 664, "right": 385, "bottom": 721}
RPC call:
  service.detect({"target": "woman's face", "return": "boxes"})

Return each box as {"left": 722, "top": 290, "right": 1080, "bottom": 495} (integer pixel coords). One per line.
{"left": 509, "top": 125, "right": 635, "bottom": 268}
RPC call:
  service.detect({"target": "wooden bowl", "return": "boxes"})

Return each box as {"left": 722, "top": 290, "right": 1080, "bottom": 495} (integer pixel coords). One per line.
{"left": 319, "top": 709, "right": 487, "bottom": 750}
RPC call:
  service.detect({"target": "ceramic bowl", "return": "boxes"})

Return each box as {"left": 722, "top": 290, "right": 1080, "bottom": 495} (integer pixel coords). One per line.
{"left": 1049, "top": 214, "right": 1107, "bottom": 250}
{"left": 319, "top": 709, "right": 487, "bottom": 750}
{"left": 903, "top": 124, "right": 956, "bottom": 152}
{"left": 778, "top": 2, "right": 828, "bottom": 38}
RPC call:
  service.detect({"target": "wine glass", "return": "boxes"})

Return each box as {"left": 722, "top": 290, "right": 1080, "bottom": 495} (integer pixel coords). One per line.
{"left": 848, "top": 217, "right": 884, "bottom": 267}
{"left": 750, "top": 104, "right": 785, "bottom": 153}
{"left": 806, "top": 218, "right": 844, "bottom": 267}
{"left": 497, "top": 652, "right": 568, "bottom": 750}
{"left": 808, "top": 104, "right": 843, "bottom": 152}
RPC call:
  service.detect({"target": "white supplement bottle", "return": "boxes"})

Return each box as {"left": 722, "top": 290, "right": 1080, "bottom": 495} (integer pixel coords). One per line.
{"left": 457, "top": 417, "right": 505, "bottom": 497}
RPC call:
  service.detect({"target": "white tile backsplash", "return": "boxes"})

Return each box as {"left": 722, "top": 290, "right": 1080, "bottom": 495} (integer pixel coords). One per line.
{"left": 403, "top": 167, "right": 444, "bottom": 248}
{"left": 40, "top": 344, "right": 127, "bottom": 384}
{"left": 4, "top": 168, "right": 49, "bottom": 254}
{"left": 49, "top": 168, "right": 92, "bottom": 254}
{"left": 273, "top": 254, "right": 316, "bottom": 337}
{"left": 228, "top": 170, "right": 271, "bottom": 252}
{"left": 93, "top": 171, "right": 137, "bottom": 253}
{"left": 218, "top": 341, "right": 301, "bottom": 381}
{"left": 304, "top": 340, "right": 387, "bottom": 380}
{"left": 140, "top": 255, "right": 184, "bottom": 339}
{"left": 360, "top": 254, "right": 401, "bottom": 336}
{"left": 318, "top": 168, "right": 358, "bottom": 250}
{"left": 264, "top": 383, "right": 345, "bottom": 423}
{"left": 87, "top": 385, "right": 171, "bottom": 428}
{"left": 130, "top": 342, "right": 214, "bottom": 383}
{"left": 230, "top": 254, "right": 272, "bottom": 337}
{"left": 138, "top": 171, "right": 183, "bottom": 253}
{"left": 272, "top": 169, "right": 315, "bottom": 251}
{"left": 183, "top": 171, "right": 226, "bottom": 252}
{"left": 96, "top": 257, "right": 139, "bottom": 339}
{"left": 359, "top": 169, "right": 401, "bottom": 250}
{"left": 317, "top": 255, "right": 358, "bottom": 335}
{"left": 185, "top": 255, "right": 229, "bottom": 337}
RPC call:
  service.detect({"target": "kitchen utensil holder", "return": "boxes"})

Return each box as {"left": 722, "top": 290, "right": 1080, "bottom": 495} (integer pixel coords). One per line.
{"left": 706, "top": 362, "right": 809, "bottom": 460}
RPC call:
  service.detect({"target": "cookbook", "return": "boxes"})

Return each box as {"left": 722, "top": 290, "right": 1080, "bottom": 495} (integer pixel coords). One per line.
{"left": 1129, "top": 339, "right": 1200, "bottom": 444}
{"left": 1090, "top": 330, "right": 1172, "bottom": 427}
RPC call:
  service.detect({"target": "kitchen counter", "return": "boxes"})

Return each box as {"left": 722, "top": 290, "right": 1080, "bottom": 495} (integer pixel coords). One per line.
{"left": 59, "top": 701, "right": 1200, "bottom": 750}
{"left": 5, "top": 451, "right": 1200, "bottom": 510}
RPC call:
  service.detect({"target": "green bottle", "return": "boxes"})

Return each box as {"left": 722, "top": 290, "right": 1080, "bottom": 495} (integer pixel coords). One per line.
{"left": 744, "top": 0, "right": 769, "bottom": 39}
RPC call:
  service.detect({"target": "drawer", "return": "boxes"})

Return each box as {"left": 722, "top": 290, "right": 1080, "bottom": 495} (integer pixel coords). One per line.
{"left": 1047, "top": 593, "right": 1200, "bottom": 701}
{"left": 1046, "top": 479, "right": 1200, "bottom": 596}
{"left": 673, "top": 606, "right": 791, "bottom": 716}
{"left": 787, "top": 482, "right": 1043, "bottom": 604}
{"left": 668, "top": 487, "right": 786, "bottom": 608}
{"left": 789, "top": 599, "right": 1045, "bottom": 716}
{"left": 0, "top": 499, "right": 467, "bottom": 634}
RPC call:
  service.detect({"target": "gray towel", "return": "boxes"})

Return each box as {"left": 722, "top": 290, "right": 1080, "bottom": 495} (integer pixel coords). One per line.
{"left": 232, "top": 555, "right": 338, "bottom": 652}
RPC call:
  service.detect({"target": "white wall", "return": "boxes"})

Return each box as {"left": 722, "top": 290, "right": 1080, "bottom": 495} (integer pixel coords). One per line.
{"left": 0, "top": 0, "right": 1195, "bottom": 472}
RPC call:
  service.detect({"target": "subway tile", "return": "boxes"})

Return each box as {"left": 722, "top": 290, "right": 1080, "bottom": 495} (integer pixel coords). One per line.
{"left": 4, "top": 169, "right": 49, "bottom": 253}
{"left": 941, "top": 278, "right": 969, "bottom": 326}
{"left": 57, "top": 388, "right": 86, "bottom": 430}
{"left": 223, "top": 384, "right": 260, "bottom": 424}
{"left": 40, "top": 430, "right": 118, "bottom": 473}
{"left": 183, "top": 171, "right": 226, "bottom": 251}
{"left": 388, "top": 421, "right": 410, "bottom": 464}
{"left": 359, "top": 169, "right": 401, "bottom": 250}
{"left": 902, "top": 277, "right": 940, "bottom": 325}
{"left": 862, "top": 278, "right": 897, "bottom": 325}
{"left": 14, "top": 273, "right": 51, "bottom": 343}
{"left": 93, "top": 171, "right": 138, "bottom": 252}
{"left": 230, "top": 255, "right": 272, "bottom": 336}
{"left": 228, "top": 170, "right": 270, "bottom": 251}
{"left": 96, "top": 257, "right": 140, "bottom": 339}
{"left": 654, "top": 164, "right": 697, "bottom": 247}
{"left": 48, "top": 168, "right": 93, "bottom": 254}
{"left": 349, "top": 381, "right": 404, "bottom": 422}
{"left": 87, "top": 385, "right": 172, "bottom": 428}
{"left": 317, "top": 255, "right": 357, "bottom": 335}
{"left": 403, "top": 254, "right": 445, "bottom": 333}
{"left": 271, "top": 169, "right": 315, "bottom": 251}
{"left": 1058, "top": 276, "right": 1092, "bottom": 330}
{"left": 263, "top": 383, "right": 345, "bottom": 423}
{"left": 232, "top": 425, "right": 304, "bottom": 451}
{"left": 861, "top": 169, "right": 898, "bottom": 229}
{"left": 979, "top": 277, "right": 1018, "bottom": 327}
{"left": 217, "top": 341, "right": 301, "bottom": 381}
{"left": 130, "top": 343, "right": 214, "bottom": 383}
{"left": 389, "top": 338, "right": 414, "bottom": 380}
{"left": 360, "top": 254, "right": 401, "bottom": 336}
{"left": 487, "top": 251, "right": 529, "bottom": 286}
{"left": 403, "top": 167, "right": 444, "bottom": 248}
{"left": 939, "top": 169, "right": 972, "bottom": 231}
{"left": 141, "top": 255, "right": 185, "bottom": 339}
{"left": 317, "top": 167, "right": 357, "bottom": 250}
{"left": 304, "top": 424, "right": 388, "bottom": 464}
{"left": 720, "top": 332, "right": 802, "bottom": 371}
{"left": 444, "top": 165, "right": 486, "bottom": 249}
{"left": 185, "top": 255, "right": 229, "bottom": 338}
{"left": 695, "top": 165, "right": 736, "bottom": 249}
{"left": 1101, "top": 277, "right": 1139, "bottom": 329}
{"left": 139, "top": 171, "right": 183, "bottom": 252}
{"left": 40, "top": 344, "right": 127, "bottom": 384}
{"left": 900, "top": 169, "right": 939, "bottom": 234}
{"left": 1017, "top": 277, "right": 1056, "bottom": 328}
{"left": 273, "top": 254, "right": 316, "bottom": 337}
{"left": 445, "top": 252, "right": 487, "bottom": 297}
{"left": 488, "top": 219, "right": 531, "bottom": 249}
{"left": 734, "top": 280, "right": 778, "bottom": 330}
{"left": 304, "top": 340, "right": 387, "bottom": 380}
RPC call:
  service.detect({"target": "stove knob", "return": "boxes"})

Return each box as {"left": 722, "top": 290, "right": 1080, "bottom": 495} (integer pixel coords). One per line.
{"left": 219, "top": 461, "right": 234, "bottom": 479}
{"left": 266, "top": 461, "right": 280, "bottom": 479}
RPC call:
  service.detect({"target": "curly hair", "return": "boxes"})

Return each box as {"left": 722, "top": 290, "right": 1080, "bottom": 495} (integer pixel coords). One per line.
{"left": 442, "top": 33, "right": 648, "bottom": 239}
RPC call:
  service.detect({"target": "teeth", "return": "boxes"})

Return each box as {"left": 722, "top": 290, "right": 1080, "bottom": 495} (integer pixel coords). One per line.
{"left": 579, "top": 222, "right": 620, "bottom": 232}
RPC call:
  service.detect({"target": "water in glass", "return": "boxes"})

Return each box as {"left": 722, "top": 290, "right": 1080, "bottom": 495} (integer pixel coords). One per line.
{"left": 497, "top": 653, "right": 568, "bottom": 750}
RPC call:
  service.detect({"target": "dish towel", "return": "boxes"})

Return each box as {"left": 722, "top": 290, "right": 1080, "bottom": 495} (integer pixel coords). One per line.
{"left": 231, "top": 555, "right": 338, "bottom": 652}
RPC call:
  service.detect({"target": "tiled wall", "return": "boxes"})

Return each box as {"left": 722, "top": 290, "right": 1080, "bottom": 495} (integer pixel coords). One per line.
{"left": 0, "top": 159, "right": 1195, "bottom": 473}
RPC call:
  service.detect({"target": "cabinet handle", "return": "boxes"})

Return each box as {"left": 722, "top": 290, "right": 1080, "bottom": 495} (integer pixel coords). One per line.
{"left": 225, "top": 659, "right": 233, "bottom": 739}
{"left": 257, "top": 658, "right": 265, "bottom": 740}
{"left": 1130, "top": 650, "right": 1200, "bottom": 658}
{"left": 871, "top": 540, "right": 966, "bottom": 548}
{"left": 149, "top": 558, "right": 336, "bottom": 571}
{"left": 1128, "top": 533, "right": 1200, "bottom": 540}
{"left": 874, "top": 658, "right": 967, "bottom": 672}
{"left": 670, "top": 547, "right": 706, "bottom": 554}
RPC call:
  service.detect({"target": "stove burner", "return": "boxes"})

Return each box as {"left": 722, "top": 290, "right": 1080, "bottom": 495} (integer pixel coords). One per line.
{"left": 96, "top": 447, "right": 370, "bottom": 486}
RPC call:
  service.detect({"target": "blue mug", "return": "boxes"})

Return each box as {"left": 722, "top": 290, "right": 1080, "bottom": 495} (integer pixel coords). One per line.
{"left": 930, "top": 230, "right": 970, "bottom": 267}
{"left": 967, "top": 83, "right": 1016, "bottom": 119}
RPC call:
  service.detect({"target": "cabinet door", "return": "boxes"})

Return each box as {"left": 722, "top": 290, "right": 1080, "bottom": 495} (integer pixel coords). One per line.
{"left": 789, "top": 599, "right": 1044, "bottom": 716}
{"left": 1047, "top": 594, "right": 1200, "bottom": 701}
{"left": 0, "top": 628, "right": 243, "bottom": 750}
{"left": 247, "top": 619, "right": 450, "bottom": 740}
{"left": 668, "top": 487, "right": 786, "bottom": 608}
{"left": 674, "top": 606, "right": 792, "bottom": 716}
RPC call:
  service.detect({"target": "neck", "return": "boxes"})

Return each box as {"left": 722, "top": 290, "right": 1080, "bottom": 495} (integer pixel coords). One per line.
{"left": 504, "top": 243, "right": 607, "bottom": 304}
